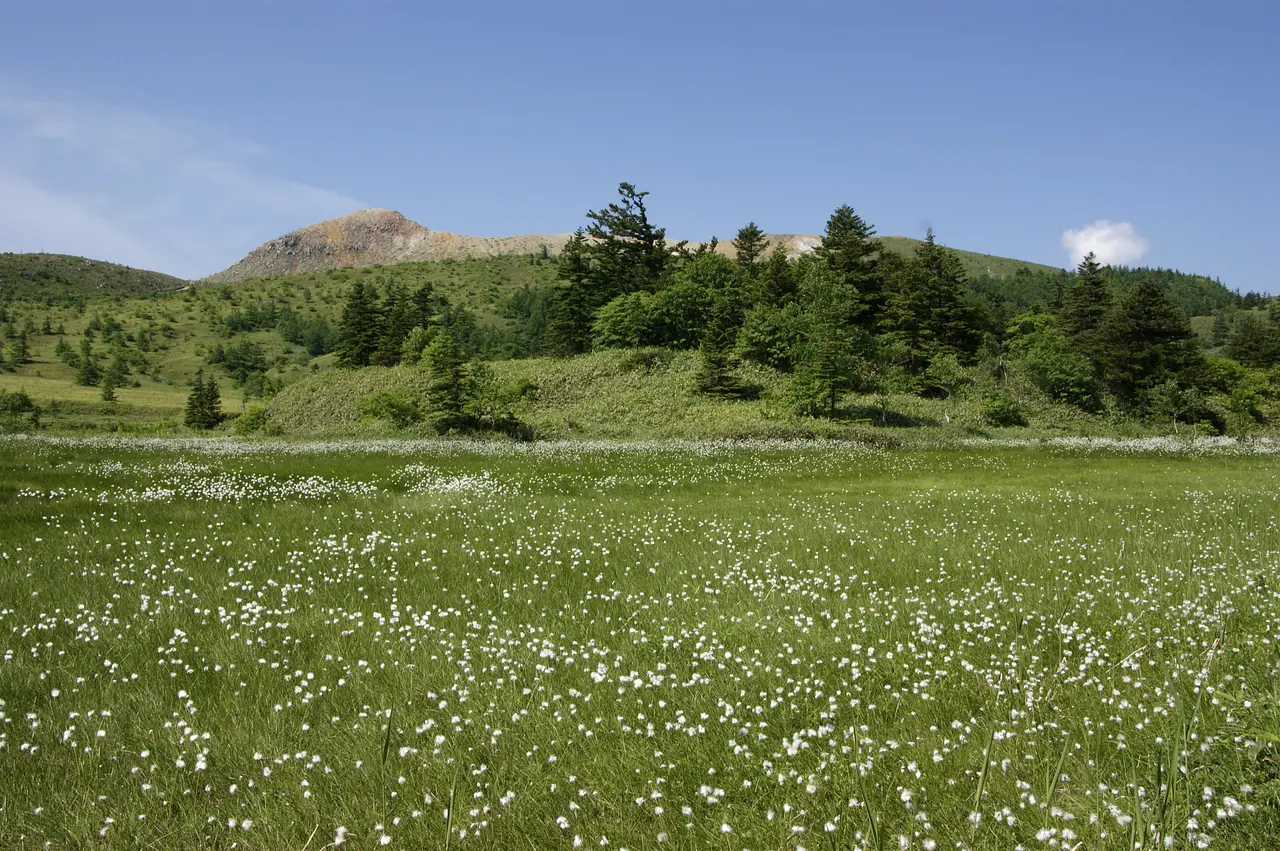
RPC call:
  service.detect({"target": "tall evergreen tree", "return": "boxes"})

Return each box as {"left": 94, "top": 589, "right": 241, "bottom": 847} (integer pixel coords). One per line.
{"left": 696, "top": 263, "right": 751, "bottom": 398}
{"left": 200, "top": 373, "right": 223, "bottom": 427}
{"left": 424, "top": 330, "right": 469, "bottom": 431}
{"left": 185, "top": 370, "right": 210, "bottom": 428}
{"left": 545, "top": 230, "right": 596, "bottom": 355}
{"left": 76, "top": 338, "right": 100, "bottom": 386}
{"left": 792, "top": 263, "right": 867, "bottom": 417}
{"left": 732, "top": 222, "right": 769, "bottom": 278}
{"left": 816, "top": 205, "right": 884, "bottom": 327}
{"left": 1224, "top": 312, "right": 1280, "bottom": 368}
{"left": 102, "top": 351, "right": 129, "bottom": 390}
{"left": 585, "top": 183, "right": 677, "bottom": 299}
{"left": 1060, "top": 252, "right": 1113, "bottom": 344}
{"left": 880, "top": 229, "right": 981, "bottom": 376}
{"left": 758, "top": 244, "right": 797, "bottom": 306}
{"left": 1097, "top": 277, "right": 1203, "bottom": 409}
{"left": 374, "top": 282, "right": 416, "bottom": 366}
{"left": 411, "top": 282, "right": 440, "bottom": 329}
{"left": 8, "top": 332, "right": 28, "bottom": 366}
{"left": 335, "top": 281, "right": 384, "bottom": 367}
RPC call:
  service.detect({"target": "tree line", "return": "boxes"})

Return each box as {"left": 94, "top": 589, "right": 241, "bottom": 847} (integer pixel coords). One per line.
{"left": 322, "top": 182, "right": 1278, "bottom": 433}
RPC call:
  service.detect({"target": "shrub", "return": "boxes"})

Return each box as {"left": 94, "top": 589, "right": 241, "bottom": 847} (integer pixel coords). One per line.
{"left": 619, "top": 347, "right": 674, "bottom": 374}
{"left": 357, "top": 390, "right": 421, "bottom": 428}
{"left": 233, "top": 407, "right": 270, "bottom": 436}
{"left": 982, "top": 391, "right": 1027, "bottom": 427}
{"left": 1004, "top": 314, "right": 1098, "bottom": 409}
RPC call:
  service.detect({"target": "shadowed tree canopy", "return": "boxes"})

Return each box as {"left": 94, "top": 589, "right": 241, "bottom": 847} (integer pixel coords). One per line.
{"left": 1060, "top": 252, "right": 1113, "bottom": 344}
{"left": 1097, "top": 276, "right": 1204, "bottom": 408}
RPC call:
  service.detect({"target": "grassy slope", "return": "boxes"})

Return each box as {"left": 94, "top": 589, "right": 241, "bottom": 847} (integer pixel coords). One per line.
{"left": 878, "top": 235, "right": 1065, "bottom": 279}
{"left": 266, "top": 348, "right": 1139, "bottom": 441}
{"left": 0, "top": 253, "right": 189, "bottom": 300}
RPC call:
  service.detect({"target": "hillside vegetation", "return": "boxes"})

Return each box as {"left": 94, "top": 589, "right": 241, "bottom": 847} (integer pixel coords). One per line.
{"left": 0, "top": 185, "right": 1273, "bottom": 438}
{"left": 0, "top": 252, "right": 189, "bottom": 301}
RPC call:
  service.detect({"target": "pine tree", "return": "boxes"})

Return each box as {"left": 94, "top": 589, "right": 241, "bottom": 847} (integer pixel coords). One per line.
{"left": 1060, "top": 252, "right": 1112, "bottom": 344}
{"left": 758, "top": 245, "right": 797, "bottom": 306}
{"left": 201, "top": 373, "right": 223, "bottom": 427}
{"left": 103, "top": 351, "right": 129, "bottom": 390}
{"left": 880, "top": 229, "right": 981, "bottom": 376}
{"left": 1097, "top": 277, "right": 1203, "bottom": 409}
{"left": 1224, "top": 312, "right": 1280, "bottom": 368}
{"left": 335, "top": 281, "right": 384, "bottom": 367}
{"left": 1210, "top": 311, "right": 1231, "bottom": 347}
{"left": 76, "top": 338, "right": 101, "bottom": 386}
{"left": 411, "top": 283, "right": 440, "bottom": 330}
{"left": 185, "top": 370, "right": 208, "bottom": 428}
{"left": 545, "top": 230, "right": 596, "bottom": 355}
{"left": 585, "top": 183, "right": 677, "bottom": 299}
{"left": 424, "top": 330, "right": 469, "bottom": 431}
{"left": 100, "top": 375, "right": 118, "bottom": 403}
{"left": 816, "top": 205, "right": 884, "bottom": 327}
{"left": 374, "top": 282, "right": 416, "bottom": 366}
{"left": 696, "top": 268, "right": 750, "bottom": 398}
{"left": 9, "top": 332, "right": 29, "bottom": 366}
{"left": 732, "top": 222, "right": 769, "bottom": 278}
{"left": 792, "top": 263, "right": 867, "bottom": 417}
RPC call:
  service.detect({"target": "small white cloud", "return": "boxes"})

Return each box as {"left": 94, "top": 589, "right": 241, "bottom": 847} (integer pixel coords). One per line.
{"left": 1061, "top": 219, "right": 1150, "bottom": 267}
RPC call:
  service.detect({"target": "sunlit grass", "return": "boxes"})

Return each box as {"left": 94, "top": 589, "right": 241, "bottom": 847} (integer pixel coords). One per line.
{"left": 2, "top": 439, "right": 1278, "bottom": 848}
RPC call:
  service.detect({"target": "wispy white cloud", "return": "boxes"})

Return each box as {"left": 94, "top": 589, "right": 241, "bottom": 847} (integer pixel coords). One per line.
{"left": 0, "top": 85, "right": 363, "bottom": 278}
{"left": 1061, "top": 219, "right": 1150, "bottom": 267}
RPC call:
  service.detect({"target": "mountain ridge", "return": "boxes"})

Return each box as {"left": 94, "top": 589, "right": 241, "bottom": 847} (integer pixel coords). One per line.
{"left": 202, "top": 209, "right": 1069, "bottom": 284}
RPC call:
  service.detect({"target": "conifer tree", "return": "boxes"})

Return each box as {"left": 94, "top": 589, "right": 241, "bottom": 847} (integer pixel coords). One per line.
{"left": 335, "top": 281, "right": 384, "bottom": 367}
{"left": 696, "top": 268, "right": 750, "bottom": 398}
{"left": 880, "top": 229, "right": 981, "bottom": 376}
{"left": 200, "top": 373, "right": 223, "bottom": 427}
{"left": 1060, "top": 252, "right": 1112, "bottom": 344}
{"left": 1210, "top": 311, "right": 1231, "bottom": 347}
{"left": 100, "top": 375, "right": 118, "bottom": 403}
{"left": 758, "top": 245, "right": 797, "bottom": 306}
{"left": 411, "top": 283, "right": 440, "bottom": 329}
{"left": 9, "top": 332, "right": 28, "bottom": 367}
{"left": 732, "top": 222, "right": 769, "bottom": 278}
{"left": 424, "top": 330, "right": 468, "bottom": 431}
{"left": 816, "top": 205, "right": 884, "bottom": 327}
{"left": 1097, "top": 277, "right": 1203, "bottom": 409}
{"left": 1224, "top": 312, "right": 1280, "bottom": 368}
{"left": 374, "top": 282, "right": 416, "bottom": 366}
{"left": 76, "top": 338, "right": 100, "bottom": 386}
{"left": 184, "top": 370, "right": 209, "bottom": 428}
{"left": 585, "top": 183, "right": 677, "bottom": 299}
{"left": 792, "top": 263, "right": 867, "bottom": 417}
{"left": 545, "top": 230, "right": 596, "bottom": 355}
{"left": 102, "top": 352, "right": 129, "bottom": 395}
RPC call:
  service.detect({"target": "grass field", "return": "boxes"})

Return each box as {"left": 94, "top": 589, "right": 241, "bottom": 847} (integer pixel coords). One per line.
{"left": 2, "top": 437, "right": 1280, "bottom": 849}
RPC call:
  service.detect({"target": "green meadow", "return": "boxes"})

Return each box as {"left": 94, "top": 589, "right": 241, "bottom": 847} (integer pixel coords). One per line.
{"left": 2, "top": 436, "right": 1279, "bottom": 849}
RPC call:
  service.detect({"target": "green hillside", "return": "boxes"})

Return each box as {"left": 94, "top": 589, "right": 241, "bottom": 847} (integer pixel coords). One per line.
{"left": 0, "top": 253, "right": 189, "bottom": 301}
{"left": 878, "top": 235, "right": 1064, "bottom": 279}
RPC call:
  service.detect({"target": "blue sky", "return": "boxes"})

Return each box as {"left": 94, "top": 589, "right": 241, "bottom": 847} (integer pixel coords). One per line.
{"left": 1, "top": 1, "right": 1276, "bottom": 291}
